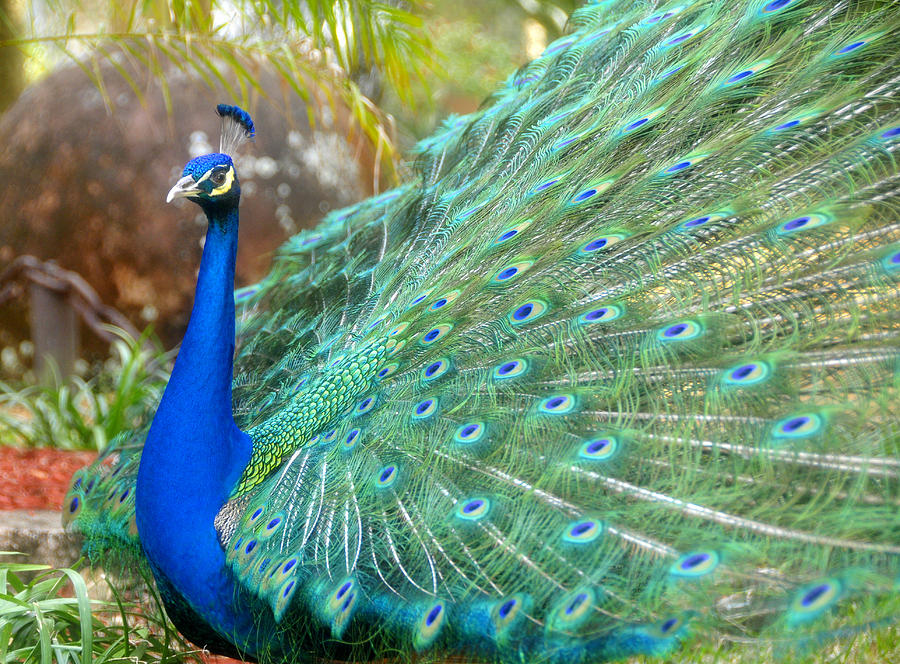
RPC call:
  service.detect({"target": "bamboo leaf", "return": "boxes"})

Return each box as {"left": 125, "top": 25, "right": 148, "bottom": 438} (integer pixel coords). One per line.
{"left": 3, "top": 0, "right": 439, "bottom": 179}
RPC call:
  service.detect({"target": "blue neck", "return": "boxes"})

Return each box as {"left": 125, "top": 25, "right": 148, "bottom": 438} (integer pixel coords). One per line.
{"left": 136, "top": 205, "right": 257, "bottom": 653}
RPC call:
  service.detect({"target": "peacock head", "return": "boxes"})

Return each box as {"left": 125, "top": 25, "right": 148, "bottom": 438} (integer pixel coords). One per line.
{"left": 167, "top": 152, "right": 240, "bottom": 209}
{"left": 166, "top": 104, "right": 255, "bottom": 214}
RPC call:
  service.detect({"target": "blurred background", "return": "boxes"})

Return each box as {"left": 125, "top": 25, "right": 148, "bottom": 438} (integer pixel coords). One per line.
{"left": 0, "top": 0, "right": 577, "bottom": 394}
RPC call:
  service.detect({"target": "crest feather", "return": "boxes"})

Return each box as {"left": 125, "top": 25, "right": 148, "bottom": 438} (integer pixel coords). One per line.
{"left": 216, "top": 104, "right": 255, "bottom": 156}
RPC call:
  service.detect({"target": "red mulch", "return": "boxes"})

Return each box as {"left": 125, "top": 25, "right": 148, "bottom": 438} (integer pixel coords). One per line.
{"left": 0, "top": 446, "right": 249, "bottom": 663}
{"left": 0, "top": 446, "right": 97, "bottom": 511}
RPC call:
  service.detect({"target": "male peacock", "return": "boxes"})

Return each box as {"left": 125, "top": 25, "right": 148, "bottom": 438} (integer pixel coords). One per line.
{"left": 64, "top": 0, "right": 900, "bottom": 662}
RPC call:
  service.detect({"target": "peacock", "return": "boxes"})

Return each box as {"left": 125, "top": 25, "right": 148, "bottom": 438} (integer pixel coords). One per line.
{"left": 63, "top": 0, "right": 900, "bottom": 662}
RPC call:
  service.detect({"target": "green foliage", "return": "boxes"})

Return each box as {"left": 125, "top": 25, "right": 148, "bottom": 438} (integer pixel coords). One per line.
{"left": 382, "top": 0, "right": 595, "bottom": 147}
{"left": 0, "top": 329, "right": 170, "bottom": 450}
{"left": 383, "top": 0, "right": 531, "bottom": 142}
{"left": 0, "top": 553, "right": 197, "bottom": 664}
{"left": 0, "top": 0, "right": 439, "bottom": 180}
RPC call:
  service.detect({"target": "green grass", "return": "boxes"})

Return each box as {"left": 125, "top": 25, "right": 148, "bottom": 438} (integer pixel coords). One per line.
{"left": 2, "top": 550, "right": 896, "bottom": 663}
{"left": 633, "top": 621, "right": 900, "bottom": 664}
{"left": 0, "top": 328, "right": 171, "bottom": 451}
{"left": 0, "top": 553, "right": 199, "bottom": 664}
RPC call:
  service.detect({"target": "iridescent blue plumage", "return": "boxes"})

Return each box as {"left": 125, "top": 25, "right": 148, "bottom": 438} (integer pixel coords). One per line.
{"left": 181, "top": 152, "right": 232, "bottom": 179}
{"left": 141, "top": 141, "right": 264, "bottom": 656}
{"left": 216, "top": 103, "right": 255, "bottom": 138}
{"left": 65, "top": 1, "right": 900, "bottom": 662}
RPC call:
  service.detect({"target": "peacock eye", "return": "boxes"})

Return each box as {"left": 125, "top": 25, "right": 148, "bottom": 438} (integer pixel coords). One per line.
{"left": 211, "top": 170, "right": 227, "bottom": 185}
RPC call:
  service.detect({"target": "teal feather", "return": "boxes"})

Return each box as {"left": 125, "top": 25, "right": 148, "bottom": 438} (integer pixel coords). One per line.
{"left": 65, "top": 0, "right": 900, "bottom": 661}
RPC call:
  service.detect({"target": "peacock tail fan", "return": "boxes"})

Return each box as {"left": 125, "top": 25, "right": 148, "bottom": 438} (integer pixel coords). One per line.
{"left": 63, "top": 431, "right": 145, "bottom": 566}
{"left": 67, "top": 0, "right": 899, "bottom": 661}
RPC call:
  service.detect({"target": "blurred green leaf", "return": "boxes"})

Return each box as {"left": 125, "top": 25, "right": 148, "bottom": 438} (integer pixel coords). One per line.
{"left": 0, "top": 328, "right": 171, "bottom": 450}
{"left": 0, "top": 0, "right": 440, "bottom": 182}
{"left": 0, "top": 554, "right": 200, "bottom": 663}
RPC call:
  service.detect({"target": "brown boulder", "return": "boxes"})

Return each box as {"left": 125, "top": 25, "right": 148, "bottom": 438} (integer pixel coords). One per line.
{"left": 0, "top": 57, "right": 374, "bottom": 349}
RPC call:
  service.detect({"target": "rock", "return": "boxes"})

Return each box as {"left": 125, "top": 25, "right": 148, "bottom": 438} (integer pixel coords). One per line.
{"left": 0, "top": 509, "right": 82, "bottom": 577}
{"left": 0, "top": 54, "right": 376, "bottom": 350}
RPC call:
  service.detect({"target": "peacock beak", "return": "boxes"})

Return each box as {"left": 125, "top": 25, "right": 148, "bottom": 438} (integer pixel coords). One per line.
{"left": 166, "top": 175, "right": 202, "bottom": 203}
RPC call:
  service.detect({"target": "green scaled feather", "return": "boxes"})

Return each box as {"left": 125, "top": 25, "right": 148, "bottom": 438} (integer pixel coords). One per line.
{"left": 68, "top": 0, "right": 900, "bottom": 661}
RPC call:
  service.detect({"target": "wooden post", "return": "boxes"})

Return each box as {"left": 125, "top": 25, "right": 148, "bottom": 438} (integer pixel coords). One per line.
{"left": 29, "top": 282, "right": 79, "bottom": 381}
